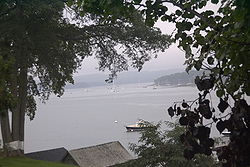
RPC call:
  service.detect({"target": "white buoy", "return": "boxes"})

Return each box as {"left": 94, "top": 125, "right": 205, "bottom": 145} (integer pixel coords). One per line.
{"left": 114, "top": 120, "right": 118, "bottom": 123}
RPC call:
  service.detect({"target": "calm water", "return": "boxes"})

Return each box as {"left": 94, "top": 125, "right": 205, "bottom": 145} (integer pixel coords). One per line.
{"left": 25, "top": 84, "right": 201, "bottom": 154}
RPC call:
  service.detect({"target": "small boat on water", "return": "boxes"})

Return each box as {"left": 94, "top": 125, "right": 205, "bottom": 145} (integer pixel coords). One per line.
{"left": 126, "top": 120, "right": 148, "bottom": 132}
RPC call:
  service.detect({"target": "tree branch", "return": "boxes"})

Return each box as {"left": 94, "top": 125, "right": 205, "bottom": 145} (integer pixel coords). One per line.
{"left": 161, "top": 0, "right": 215, "bottom": 28}
{"left": 226, "top": 38, "right": 250, "bottom": 46}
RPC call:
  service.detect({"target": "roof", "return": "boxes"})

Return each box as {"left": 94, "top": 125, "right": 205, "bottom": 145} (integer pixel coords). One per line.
{"left": 215, "top": 136, "right": 230, "bottom": 148}
{"left": 68, "top": 141, "right": 134, "bottom": 167}
{"left": 25, "top": 147, "right": 68, "bottom": 163}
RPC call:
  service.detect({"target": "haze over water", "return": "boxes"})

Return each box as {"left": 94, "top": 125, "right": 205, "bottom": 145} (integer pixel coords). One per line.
{"left": 25, "top": 84, "right": 201, "bottom": 154}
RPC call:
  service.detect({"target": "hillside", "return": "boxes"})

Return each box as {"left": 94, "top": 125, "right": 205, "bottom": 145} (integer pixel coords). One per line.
{"left": 154, "top": 70, "right": 203, "bottom": 86}
{"left": 66, "top": 68, "right": 183, "bottom": 89}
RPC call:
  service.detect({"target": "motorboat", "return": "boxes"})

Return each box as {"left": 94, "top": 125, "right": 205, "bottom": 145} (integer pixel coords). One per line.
{"left": 126, "top": 120, "right": 148, "bottom": 132}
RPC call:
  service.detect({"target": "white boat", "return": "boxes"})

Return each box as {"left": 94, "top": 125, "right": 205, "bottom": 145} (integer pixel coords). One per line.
{"left": 126, "top": 120, "right": 148, "bottom": 132}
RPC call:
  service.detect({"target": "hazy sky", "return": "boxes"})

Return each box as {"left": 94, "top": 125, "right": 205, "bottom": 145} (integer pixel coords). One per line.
{"left": 74, "top": 4, "right": 185, "bottom": 76}
{"left": 74, "top": 2, "right": 219, "bottom": 76}
{"left": 78, "top": 44, "right": 186, "bottom": 75}
{"left": 76, "top": 21, "right": 186, "bottom": 76}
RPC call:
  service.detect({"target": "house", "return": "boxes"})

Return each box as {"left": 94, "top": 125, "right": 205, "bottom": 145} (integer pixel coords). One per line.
{"left": 64, "top": 141, "right": 134, "bottom": 167}
{"left": 25, "top": 147, "right": 68, "bottom": 163}
{"left": 25, "top": 141, "right": 134, "bottom": 167}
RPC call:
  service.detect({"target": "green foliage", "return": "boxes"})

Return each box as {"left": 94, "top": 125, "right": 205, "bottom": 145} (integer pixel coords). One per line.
{"left": 66, "top": 0, "right": 135, "bottom": 20}
{"left": 0, "top": 54, "right": 16, "bottom": 111}
{"left": 117, "top": 122, "right": 217, "bottom": 167}
{"left": 0, "top": 0, "right": 81, "bottom": 119}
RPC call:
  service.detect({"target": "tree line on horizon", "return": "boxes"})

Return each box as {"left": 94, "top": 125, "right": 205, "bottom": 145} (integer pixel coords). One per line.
{"left": 154, "top": 70, "right": 203, "bottom": 86}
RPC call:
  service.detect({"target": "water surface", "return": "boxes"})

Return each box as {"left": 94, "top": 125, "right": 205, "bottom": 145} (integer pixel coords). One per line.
{"left": 25, "top": 84, "right": 200, "bottom": 154}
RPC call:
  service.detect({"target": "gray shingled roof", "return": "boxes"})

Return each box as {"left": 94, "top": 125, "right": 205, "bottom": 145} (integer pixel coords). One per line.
{"left": 25, "top": 147, "right": 68, "bottom": 163}
{"left": 68, "top": 141, "right": 134, "bottom": 167}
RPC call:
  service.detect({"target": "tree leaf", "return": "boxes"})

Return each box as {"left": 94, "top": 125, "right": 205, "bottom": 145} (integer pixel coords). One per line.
{"left": 179, "top": 116, "right": 188, "bottom": 125}
{"left": 211, "top": 0, "right": 219, "bottom": 4}
{"left": 216, "top": 89, "right": 225, "bottom": 98}
{"left": 168, "top": 107, "right": 175, "bottom": 117}
{"left": 218, "top": 98, "right": 229, "bottom": 113}
{"left": 216, "top": 120, "right": 225, "bottom": 133}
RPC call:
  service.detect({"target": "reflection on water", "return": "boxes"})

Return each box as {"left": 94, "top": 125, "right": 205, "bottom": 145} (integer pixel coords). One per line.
{"left": 25, "top": 84, "right": 201, "bottom": 154}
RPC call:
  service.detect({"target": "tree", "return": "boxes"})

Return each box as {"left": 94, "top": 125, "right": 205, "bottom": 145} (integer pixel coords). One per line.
{"left": 116, "top": 122, "right": 217, "bottom": 167}
{"left": 72, "top": 0, "right": 250, "bottom": 166}
{"left": 133, "top": 0, "right": 250, "bottom": 166}
{"left": 0, "top": 0, "right": 171, "bottom": 156}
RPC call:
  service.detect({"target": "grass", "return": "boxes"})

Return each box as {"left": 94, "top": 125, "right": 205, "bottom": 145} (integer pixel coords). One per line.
{"left": 0, "top": 157, "right": 77, "bottom": 167}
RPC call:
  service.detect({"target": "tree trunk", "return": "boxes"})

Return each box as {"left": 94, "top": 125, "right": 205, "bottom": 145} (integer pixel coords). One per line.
{"left": 1, "top": 66, "right": 27, "bottom": 157}
{"left": 12, "top": 77, "right": 21, "bottom": 149}
{"left": 11, "top": 61, "right": 27, "bottom": 156}
{"left": 18, "top": 66, "right": 27, "bottom": 153}
{"left": 0, "top": 110, "right": 12, "bottom": 146}
{"left": 6, "top": 60, "right": 26, "bottom": 156}
{"left": 0, "top": 110, "right": 22, "bottom": 156}
{"left": 16, "top": 2, "right": 27, "bottom": 148}
{"left": 11, "top": 106, "right": 24, "bottom": 156}
{"left": 11, "top": 6, "right": 28, "bottom": 153}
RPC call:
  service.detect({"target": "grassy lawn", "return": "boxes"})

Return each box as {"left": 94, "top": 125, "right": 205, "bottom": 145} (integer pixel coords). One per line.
{"left": 0, "top": 157, "right": 77, "bottom": 167}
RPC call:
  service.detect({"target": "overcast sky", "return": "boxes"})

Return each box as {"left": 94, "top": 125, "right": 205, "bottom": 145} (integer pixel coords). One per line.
{"left": 78, "top": 45, "right": 186, "bottom": 75}
{"left": 73, "top": 2, "right": 220, "bottom": 76}
{"left": 76, "top": 21, "right": 186, "bottom": 76}
{"left": 73, "top": 4, "right": 185, "bottom": 76}
{"left": 72, "top": 4, "right": 185, "bottom": 76}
